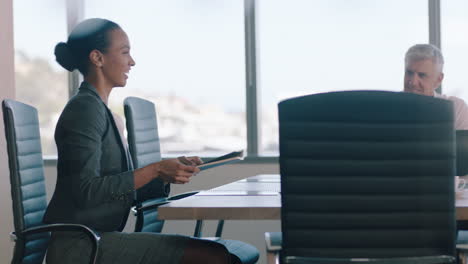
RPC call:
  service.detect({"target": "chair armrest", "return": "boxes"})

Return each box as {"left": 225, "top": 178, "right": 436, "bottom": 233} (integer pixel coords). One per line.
{"left": 132, "top": 191, "right": 198, "bottom": 214}
{"left": 20, "top": 223, "right": 100, "bottom": 241}
{"left": 10, "top": 232, "right": 16, "bottom": 242}
{"left": 16, "top": 223, "right": 100, "bottom": 264}
{"left": 265, "top": 232, "right": 282, "bottom": 264}
{"left": 167, "top": 191, "right": 199, "bottom": 201}
{"left": 131, "top": 192, "right": 197, "bottom": 216}
{"left": 265, "top": 232, "right": 282, "bottom": 251}
{"left": 132, "top": 197, "right": 169, "bottom": 215}
{"left": 283, "top": 256, "right": 455, "bottom": 264}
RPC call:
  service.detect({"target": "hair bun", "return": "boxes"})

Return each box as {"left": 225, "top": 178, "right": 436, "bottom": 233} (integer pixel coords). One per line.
{"left": 54, "top": 42, "right": 77, "bottom": 72}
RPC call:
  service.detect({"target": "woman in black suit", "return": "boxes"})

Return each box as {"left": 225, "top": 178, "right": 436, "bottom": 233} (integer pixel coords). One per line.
{"left": 44, "top": 18, "right": 232, "bottom": 264}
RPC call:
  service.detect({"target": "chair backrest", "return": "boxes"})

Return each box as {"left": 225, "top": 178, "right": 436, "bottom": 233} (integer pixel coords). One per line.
{"left": 456, "top": 130, "right": 468, "bottom": 176}
{"left": 124, "top": 96, "right": 164, "bottom": 232}
{"left": 124, "top": 96, "right": 162, "bottom": 169}
{"left": 3, "top": 99, "right": 50, "bottom": 264}
{"left": 278, "top": 91, "right": 456, "bottom": 260}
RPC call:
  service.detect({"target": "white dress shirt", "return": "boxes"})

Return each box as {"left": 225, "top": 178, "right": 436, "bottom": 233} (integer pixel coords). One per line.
{"left": 435, "top": 93, "right": 468, "bottom": 130}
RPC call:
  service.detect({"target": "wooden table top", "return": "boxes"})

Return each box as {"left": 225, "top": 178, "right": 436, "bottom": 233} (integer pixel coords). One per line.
{"left": 158, "top": 174, "right": 468, "bottom": 221}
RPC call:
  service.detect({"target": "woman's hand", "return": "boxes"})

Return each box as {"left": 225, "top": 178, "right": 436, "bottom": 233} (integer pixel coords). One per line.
{"left": 178, "top": 156, "right": 203, "bottom": 166}
{"left": 134, "top": 157, "right": 202, "bottom": 189}
{"left": 156, "top": 158, "right": 200, "bottom": 184}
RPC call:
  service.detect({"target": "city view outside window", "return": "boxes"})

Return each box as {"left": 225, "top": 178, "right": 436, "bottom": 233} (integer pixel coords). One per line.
{"left": 15, "top": 1, "right": 463, "bottom": 158}
{"left": 13, "top": 0, "right": 68, "bottom": 155}
{"left": 257, "top": 0, "right": 428, "bottom": 155}
{"left": 441, "top": 0, "right": 468, "bottom": 102}
{"left": 85, "top": 0, "right": 247, "bottom": 157}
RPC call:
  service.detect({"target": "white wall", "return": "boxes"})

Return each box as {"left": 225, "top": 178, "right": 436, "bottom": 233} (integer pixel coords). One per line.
{"left": 44, "top": 162, "right": 281, "bottom": 264}
{"left": 0, "top": 0, "right": 15, "bottom": 260}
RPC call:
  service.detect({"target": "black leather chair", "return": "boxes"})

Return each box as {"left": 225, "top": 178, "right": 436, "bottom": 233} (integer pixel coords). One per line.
{"left": 3, "top": 99, "right": 100, "bottom": 264}
{"left": 124, "top": 96, "right": 259, "bottom": 264}
{"left": 455, "top": 130, "right": 468, "bottom": 234}
{"left": 454, "top": 130, "right": 468, "bottom": 246}
{"left": 267, "top": 91, "right": 458, "bottom": 264}
{"left": 123, "top": 96, "right": 197, "bottom": 233}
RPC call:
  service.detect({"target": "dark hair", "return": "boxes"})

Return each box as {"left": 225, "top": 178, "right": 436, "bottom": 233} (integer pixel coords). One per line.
{"left": 54, "top": 18, "right": 121, "bottom": 75}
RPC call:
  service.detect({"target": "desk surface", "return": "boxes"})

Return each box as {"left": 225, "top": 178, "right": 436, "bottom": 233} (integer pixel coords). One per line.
{"left": 158, "top": 174, "right": 468, "bottom": 221}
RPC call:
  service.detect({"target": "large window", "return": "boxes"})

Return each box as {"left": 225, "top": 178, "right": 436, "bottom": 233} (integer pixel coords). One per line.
{"left": 85, "top": 0, "right": 246, "bottom": 156}
{"left": 441, "top": 0, "right": 468, "bottom": 101}
{"left": 13, "top": 0, "right": 68, "bottom": 155}
{"left": 17, "top": 1, "right": 455, "bottom": 159}
{"left": 257, "top": 0, "right": 428, "bottom": 155}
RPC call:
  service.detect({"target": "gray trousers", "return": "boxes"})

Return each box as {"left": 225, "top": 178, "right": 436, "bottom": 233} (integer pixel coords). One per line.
{"left": 46, "top": 231, "right": 189, "bottom": 264}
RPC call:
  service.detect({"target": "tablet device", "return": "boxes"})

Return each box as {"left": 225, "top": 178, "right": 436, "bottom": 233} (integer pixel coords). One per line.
{"left": 197, "top": 150, "right": 244, "bottom": 171}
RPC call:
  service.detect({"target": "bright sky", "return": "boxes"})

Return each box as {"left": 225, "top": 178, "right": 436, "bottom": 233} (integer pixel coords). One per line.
{"left": 13, "top": 0, "right": 468, "bottom": 111}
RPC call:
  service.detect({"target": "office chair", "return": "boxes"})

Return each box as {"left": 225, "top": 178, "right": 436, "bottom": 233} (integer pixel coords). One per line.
{"left": 456, "top": 130, "right": 468, "bottom": 178}
{"left": 455, "top": 130, "right": 468, "bottom": 246}
{"left": 267, "top": 91, "right": 459, "bottom": 264}
{"left": 124, "top": 96, "right": 259, "bottom": 264}
{"left": 2, "top": 99, "right": 100, "bottom": 264}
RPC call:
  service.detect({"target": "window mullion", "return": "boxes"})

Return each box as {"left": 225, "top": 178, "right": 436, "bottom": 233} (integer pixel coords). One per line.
{"left": 428, "top": 0, "right": 442, "bottom": 93}
{"left": 66, "top": 0, "right": 84, "bottom": 97}
{"left": 244, "top": 0, "right": 260, "bottom": 157}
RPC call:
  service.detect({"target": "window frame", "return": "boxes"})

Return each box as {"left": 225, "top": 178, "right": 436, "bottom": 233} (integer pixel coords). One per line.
{"left": 59, "top": 0, "right": 441, "bottom": 161}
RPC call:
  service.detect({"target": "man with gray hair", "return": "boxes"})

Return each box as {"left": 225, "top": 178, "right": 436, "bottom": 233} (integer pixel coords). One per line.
{"left": 404, "top": 43, "right": 468, "bottom": 129}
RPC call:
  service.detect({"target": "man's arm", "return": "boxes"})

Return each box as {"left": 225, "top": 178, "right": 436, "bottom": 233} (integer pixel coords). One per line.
{"left": 450, "top": 96, "right": 468, "bottom": 130}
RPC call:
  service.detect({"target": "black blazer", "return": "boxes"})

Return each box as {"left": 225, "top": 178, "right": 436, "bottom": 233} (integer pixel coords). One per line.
{"left": 44, "top": 82, "right": 166, "bottom": 232}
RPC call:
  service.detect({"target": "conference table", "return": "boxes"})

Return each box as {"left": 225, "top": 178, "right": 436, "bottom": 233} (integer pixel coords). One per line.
{"left": 158, "top": 174, "right": 468, "bottom": 221}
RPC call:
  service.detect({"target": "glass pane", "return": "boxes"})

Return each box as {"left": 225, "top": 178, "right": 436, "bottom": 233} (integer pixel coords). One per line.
{"left": 441, "top": 1, "right": 468, "bottom": 101}
{"left": 258, "top": 0, "right": 428, "bottom": 155}
{"left": 13, "top": 0, "right": 68, "bottom": 155}
{"left": 85, "top": 0, "right": 246, "bottom": 157}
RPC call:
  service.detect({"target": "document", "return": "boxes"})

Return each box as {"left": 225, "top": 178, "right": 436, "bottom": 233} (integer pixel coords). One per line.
{"left": 197, "top": 150, "right": 244, "bottom": 171}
